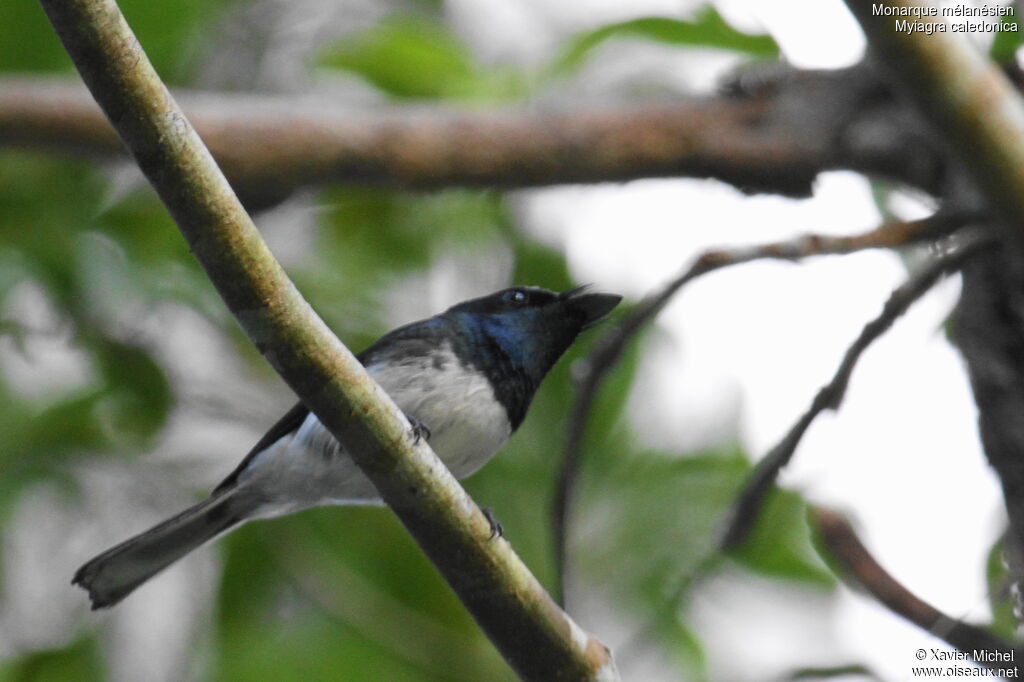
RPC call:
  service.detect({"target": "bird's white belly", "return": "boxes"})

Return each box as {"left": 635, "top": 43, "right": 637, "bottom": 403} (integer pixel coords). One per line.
{"left": 237, "top": 344, "right": 512, "bottom": 516}
{"left": 373, "top": 349, "right": 512, "bottom": 479}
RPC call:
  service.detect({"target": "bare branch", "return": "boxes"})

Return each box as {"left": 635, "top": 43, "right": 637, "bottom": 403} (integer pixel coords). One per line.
{"left": 37, "top": 0, "right": 615, "bottom": 678}
{"left": 720, "top": 236, "right": 990, "bottom": 550}
{"left": 0, "top": 65, "right": 944, "bottom": 209}
{"left": 551, "top": 212, "right": 972, "bottom": 604}
{"left": 812, "top": 507, "right": 1021, "bottom": 676}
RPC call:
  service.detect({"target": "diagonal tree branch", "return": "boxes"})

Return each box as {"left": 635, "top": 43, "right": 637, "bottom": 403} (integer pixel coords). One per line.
{"left": 37, "top": 0, "right": 615, "bottom": 679}
{"left": 720, "top": 236, "right": 990, "bottom": 550}
{"left": 812, "top": 507, "right": 1022, "bottom": 676}
{"left": 551, "top": 212, "right": 973, "bottom": 604}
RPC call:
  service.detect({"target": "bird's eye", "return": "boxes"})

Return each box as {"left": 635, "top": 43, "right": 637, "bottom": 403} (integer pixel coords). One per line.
{"left": 503, "top": 289, "right": 528, "bottom": 306}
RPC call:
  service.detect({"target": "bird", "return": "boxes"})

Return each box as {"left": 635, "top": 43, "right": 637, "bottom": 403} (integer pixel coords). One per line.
{"left": 73, "top": 285, "right": 621, "bottom": 609}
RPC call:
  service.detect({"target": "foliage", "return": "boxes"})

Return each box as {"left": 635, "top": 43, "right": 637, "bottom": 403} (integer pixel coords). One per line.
{"left": 0, "top": 637, "right": 103, "bottom": 682}
{"left": 0, "top": 0, "right": 230, "bottom": 81}
{"left": 986, "top": 538, "right": 1019, "bottom": 641}
{"left": 552, "top": 9, "right": 779, "bottom": 75}
{"left": 0, "top": 2, "right": 908, "bottom": 681}
{"left": 989, "top": 2, "right": 1024, "bottom": 62}
{"left": 317, "top": 15, "right": 528, "bottom": 101}
{"left": 316, "top": 6, "right": 777, "bottom": 102}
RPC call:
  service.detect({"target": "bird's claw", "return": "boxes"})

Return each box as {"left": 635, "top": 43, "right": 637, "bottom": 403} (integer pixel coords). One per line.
{"left": 480, "top": 506, "right": 504, "bottom": 540}
{"left": 407, "top": 415, "right": 431, "bottom": 444}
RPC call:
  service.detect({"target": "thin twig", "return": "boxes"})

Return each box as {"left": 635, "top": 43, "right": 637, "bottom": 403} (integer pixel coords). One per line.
{"left": 551, "top": 211, "right": 974, "bottom": 605}
{"left": 812, "top": 507, "right": 1022, "bottom": 676}
{"left": 720, "top": 235, "right": 990, "bottom": 550}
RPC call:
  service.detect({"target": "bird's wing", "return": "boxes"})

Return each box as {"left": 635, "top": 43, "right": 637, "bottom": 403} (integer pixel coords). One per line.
{"left": 212, "top": 401, "right": 310, "bottom": 494}
{"left": 357, "top": 316, "right": 452, "bottom": 368}
{"left": 210, "top": 316, "right": 452, "bottom": 495}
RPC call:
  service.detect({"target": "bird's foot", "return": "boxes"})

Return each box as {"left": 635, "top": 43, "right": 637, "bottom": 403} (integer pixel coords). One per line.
{"left": 480, "top": 506, "right": 504, "bottom": 540}
{"left": 406, "top": 415, "right": 431, "bottom": 444}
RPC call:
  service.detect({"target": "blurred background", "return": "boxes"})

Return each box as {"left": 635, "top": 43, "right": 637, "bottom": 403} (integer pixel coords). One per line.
{"left": 0, "top": 0, "right": 1016, "bottom": 680}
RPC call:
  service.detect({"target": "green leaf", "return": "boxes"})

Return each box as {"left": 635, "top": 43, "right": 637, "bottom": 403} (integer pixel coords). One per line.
{"left": 787, "top": 663, "right": 880, "bottom": 680}
{"left": 0, "top": 384, "right": 108, "bottom": 513}
{"left": 0, "top": 0, "right": 229, "bottom": 80}
{"left": 553, "top": 8, "right": 780, "bottom": 75}
{"left": 728, "top": 487, "right": 836, "bottom": 587}
{"left": 0, "top": 252, "right": 31, "bottom": 303}
{"left": 216, "top": 511, "right": 512, "bottom": 681}
{"left": 0, "top": 154, "right": 104, "bottom": 309}
{"left": 320, "top": 16, "right": 475, "bottom": 97}
{"left": 118, "top": 0, "right": 234, "bottom": 83}
{"left": 93, "top": 338, "right": 174, "bottom": 446}
{"left": 0, "top": 1, "right": 72, "bottom": 73}
{"left": 579, "top": 423, "right": 833, "bottom": 596}
{"left": 96, "top": 192, "right": 193, "bottom": 267}
{"left": 90, "top": 192, "right": 222, "bottom": 320}
{"left": 985, "top": 536, "right": 1018, "bottom": 640}
{"left": 508, "top": 239, "right": 575, "bottom": 295}
{"left": 580, "top": 448, "right": 746, "bottom": 603}
{"left": 661, "top": 619, "right": 710, "bottom": 682}
{"left": 25, "top": 390, "right": 109, "bottom": 455}
{"left": 0, "top": 381, "right": 105, "bottom": 461}
{"left": 316, "top": 16, "right": 526, "bottom": 100}
{"left": 989, "top": 4, "right": 1023, "bottom": 62}
{"left": 0, "top": 636, "right": 103, "bottom": 682}
{"left": 572, "top": 443, "right": 834, "bottom": 677}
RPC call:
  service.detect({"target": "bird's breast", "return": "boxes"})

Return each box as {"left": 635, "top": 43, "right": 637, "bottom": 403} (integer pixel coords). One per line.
{"left": 367, "top": 344, "right": 512, "bottom": 478}
{"left": 236, "top": 343, "right": 513, "bottom": 514}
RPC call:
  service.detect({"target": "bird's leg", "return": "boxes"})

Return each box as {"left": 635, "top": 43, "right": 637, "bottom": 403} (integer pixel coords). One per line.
{"left": 479, "top": 505, "right": 504, "bottom": 540}
{"left": 406, "top": 414, "right": 431, "bottom": 444}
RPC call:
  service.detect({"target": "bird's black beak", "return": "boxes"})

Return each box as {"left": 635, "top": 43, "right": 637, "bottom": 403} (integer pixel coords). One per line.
{"left": 560, "top": 286, "right": 622, "bottom": 329}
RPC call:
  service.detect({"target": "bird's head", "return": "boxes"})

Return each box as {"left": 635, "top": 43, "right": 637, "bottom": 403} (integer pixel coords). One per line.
{"left": 446, "top": 285, "right": 621, "bottom": 388}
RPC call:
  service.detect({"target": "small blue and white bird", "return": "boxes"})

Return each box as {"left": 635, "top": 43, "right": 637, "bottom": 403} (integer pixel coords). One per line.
{"left": 73, "top": 285, "right": 621, "bottom": 609}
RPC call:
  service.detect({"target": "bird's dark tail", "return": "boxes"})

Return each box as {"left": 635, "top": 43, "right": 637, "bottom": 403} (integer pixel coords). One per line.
{"left": 73, "top": 489, "right": 253, "bottom": 609}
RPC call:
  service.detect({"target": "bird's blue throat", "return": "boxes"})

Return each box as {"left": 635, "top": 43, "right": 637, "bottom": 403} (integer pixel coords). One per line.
{"left": 447, "top": 310, "right": 577, "bottom": 430}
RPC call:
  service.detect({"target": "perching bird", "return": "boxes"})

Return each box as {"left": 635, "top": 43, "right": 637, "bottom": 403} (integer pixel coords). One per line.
{"left": 73, "top": 285, "right": 621, "bottom": 609}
